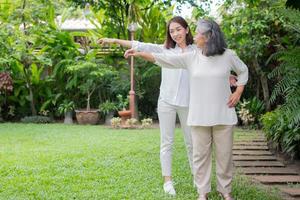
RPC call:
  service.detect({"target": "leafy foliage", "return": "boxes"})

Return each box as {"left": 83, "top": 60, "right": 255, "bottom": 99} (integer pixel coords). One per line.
{"left": 261, "top": 109, "right": 300, "bottom": 159}
{"left": 220, "top": 0, "right": 287, "bottom": 110}
{"left": 268, "top": 8, "right": 300, "bottom": 127}
{"left": 58, "top": 100, "right": 75, "bottom": 114}
{"left": 260, "top": 7, "right": 300, "bottom": 159}
{"left": 99, "top": 100, "right": 118, "bottom": 115}
{"left": 66, "top": 49, "right": 116, "bottom": 111}
{"left": 237, "top": 96, "right": 265, "bottom": 128}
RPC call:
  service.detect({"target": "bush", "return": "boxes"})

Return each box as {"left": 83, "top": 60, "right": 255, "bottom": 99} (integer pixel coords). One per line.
{"left": 99, "top": 100, "right": 117, "bottom": 115}
{"left": 110, "top": 117, "right": 121, "bottom": 128}
{"left": 125, "top": 118, "right": 138, "bottom": 127}
{"left": 237, "top": 97, "right": 265, "bottom": 128}
{"left": 21, "top": 116, "right": 53, "bottom": 124}
{"left": 261, "top": 109, "right": 300, "bottom": 159}
{"left": 141, "top": 118, "right": 153, "bottom": 128}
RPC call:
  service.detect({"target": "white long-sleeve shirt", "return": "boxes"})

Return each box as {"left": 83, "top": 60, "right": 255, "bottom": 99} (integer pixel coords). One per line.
{"left": 153, "top": 48, "right": 249, "bottom": 126}
{"left": 132, "top": 41, "right": 196, "bottom": 107}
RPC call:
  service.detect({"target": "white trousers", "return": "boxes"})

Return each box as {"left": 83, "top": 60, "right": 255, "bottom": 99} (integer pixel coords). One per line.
{"left": 192, "top": 125, "right": 234, "bottom": 194}
{"left": 157, "top": 99, "right": 193, "bottom": 176}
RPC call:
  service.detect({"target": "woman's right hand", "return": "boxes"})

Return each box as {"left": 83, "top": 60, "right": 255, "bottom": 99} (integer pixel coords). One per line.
{"left": 97, "top": 38, "right": 115, "bottom": 45}
{"left": 124, "top": 49, "right": 155, "bottom": 62}
{"left": 124, "top": 48, "right": 138, "bottom": 58}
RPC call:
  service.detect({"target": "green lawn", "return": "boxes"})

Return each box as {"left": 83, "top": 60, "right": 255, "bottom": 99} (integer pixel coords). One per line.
{"left": 0, "top": 123, "right": 281, "bottom": 200}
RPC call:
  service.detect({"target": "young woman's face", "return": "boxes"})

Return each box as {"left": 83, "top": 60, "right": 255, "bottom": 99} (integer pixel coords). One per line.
{"left": 169, "top": 22, "right": 188, "bottom": 46}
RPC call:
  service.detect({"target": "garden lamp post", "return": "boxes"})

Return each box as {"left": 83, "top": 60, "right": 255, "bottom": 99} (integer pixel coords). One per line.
{"left": 128, "top": 22, "right": 138, "bottom": 119}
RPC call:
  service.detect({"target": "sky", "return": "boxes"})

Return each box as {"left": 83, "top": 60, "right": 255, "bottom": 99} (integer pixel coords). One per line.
{"left": 173, "top": 0, "right": 224, "bottom": 19}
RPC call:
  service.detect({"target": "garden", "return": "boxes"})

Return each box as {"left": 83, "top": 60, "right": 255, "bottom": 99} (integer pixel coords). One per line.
{"left": 0, "top": 0, "right": 299, "bottom": 199}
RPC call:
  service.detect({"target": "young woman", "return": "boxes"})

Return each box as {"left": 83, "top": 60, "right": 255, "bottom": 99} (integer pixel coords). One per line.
{"left": 124, "top": 19, "right": 248, "bottom": 200}
{"left": 99, "top": 16, "right": 195, "bottom": 196}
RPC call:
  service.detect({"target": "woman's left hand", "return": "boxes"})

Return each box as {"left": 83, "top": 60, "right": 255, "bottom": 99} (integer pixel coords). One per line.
{"left": 227, "top": 85, "right": 244, "bottom": 108}
{"left": 229, "top": 75, "right": 237, "bottom": 87}
{"left": 227, "top": 91, "right": 242, "bottom": 108}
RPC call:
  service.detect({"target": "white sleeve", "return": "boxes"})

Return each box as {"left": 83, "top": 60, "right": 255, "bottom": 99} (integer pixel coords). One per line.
{"left": 152, "top": 52, "right": 193, "bottom": 69}
{"left": 229, "top": 50, "right": 248, "bottom": 86}
{"left": 132, "top": 41, "right": 164, "bottom": 53}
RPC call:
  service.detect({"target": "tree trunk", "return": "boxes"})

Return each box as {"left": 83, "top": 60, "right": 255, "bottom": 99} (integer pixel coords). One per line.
{"left": 253, "top": 58, "right": 271, "bottom": 111}
{"left": 28, "top": 84, "right": 37, "bottom": 115}
{"left": 87, "top": 92, "right": 91, "bottom": 111}
{"left": 256, "top": 77, "right": 260, "bottom": 99}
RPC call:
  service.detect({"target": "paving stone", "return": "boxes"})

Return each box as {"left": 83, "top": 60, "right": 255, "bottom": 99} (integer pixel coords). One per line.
{"left": 280, "top": 188, "right": 300, "bottom": 197}
{"left": 233, "top": 150, "right": 273, "bottom": 155}
{"left": 237, "top": 139, "right": 266, "bottom": 142}
{"left": 233, "top": 146, "right": 269, "bottom": 150}
{"left": 253, "top": 176, "right": 300, "bottom": 184}
{"left": 234, "top": 161, "right": 285, "bottom": 167}
{"left": 237, "top": 167, "right": 298, "bottom": 175}
{"left": 234, "top": 142, "right": 268, "bottom": 146}
{"left": 233, "top": 155, "right": 277, "bottom": 161}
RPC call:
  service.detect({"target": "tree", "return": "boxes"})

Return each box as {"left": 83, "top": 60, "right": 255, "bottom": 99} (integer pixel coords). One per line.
{"left": 67, "top": 0, "right": 175, "bottom": 118}
{"left": 220, "top": 0, "right": 287, "bottom": 111}
{"left": 268, "top": 7, "right": 300, "bottom": 127}
{"left": 0, "top": 0, "right": 74, "bottom": 116}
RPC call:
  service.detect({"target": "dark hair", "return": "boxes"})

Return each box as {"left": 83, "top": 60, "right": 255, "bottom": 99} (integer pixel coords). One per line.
{"left": 196, "top": 19, "right": 227, "bottom": 56}
{"left": 165, "top": 16, "right": 194, "bottom": 49}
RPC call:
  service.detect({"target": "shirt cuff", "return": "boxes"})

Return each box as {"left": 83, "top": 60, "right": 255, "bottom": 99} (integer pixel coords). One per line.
{"left": 131, "top": 41, "right": 139, "bottom": 51}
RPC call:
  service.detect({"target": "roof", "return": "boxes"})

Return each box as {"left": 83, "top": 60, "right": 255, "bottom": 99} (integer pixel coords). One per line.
{"left": 56, "top": 16, "right": 100, "bottom": 31}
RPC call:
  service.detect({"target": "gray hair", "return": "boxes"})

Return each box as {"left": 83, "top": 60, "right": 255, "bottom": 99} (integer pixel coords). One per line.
{"left": 196, "top": 19, "right": 227, "bottom": 56}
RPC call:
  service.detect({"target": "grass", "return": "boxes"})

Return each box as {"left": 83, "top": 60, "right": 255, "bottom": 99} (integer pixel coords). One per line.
{"left": 0, "top": 123, "right": 282, "bottom": 200}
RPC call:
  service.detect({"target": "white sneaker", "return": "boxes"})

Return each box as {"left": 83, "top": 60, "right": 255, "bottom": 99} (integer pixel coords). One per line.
{"left": 163, "top": 181, "right": 176, "bottom": 196}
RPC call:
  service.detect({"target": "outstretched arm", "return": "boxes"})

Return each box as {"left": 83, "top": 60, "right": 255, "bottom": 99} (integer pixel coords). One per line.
{"left": 124, "top": 48, "right": 191, "bottom": 69}
{"left": 98, "top": 38, "right": 164, "bottom": 53}
{"left": 98, "top": 38, "right": 132, "bottom": 48}
{"left": 124, "top": 49, "right": 155, "bottom": 63}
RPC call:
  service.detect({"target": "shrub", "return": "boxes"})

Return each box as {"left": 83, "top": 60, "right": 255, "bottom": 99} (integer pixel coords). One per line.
{"left": 261, "top": 8, "right": 300, "bottom": 159}
{"left": 261, "top": 109, "right": 300, "bottom": 159}
{"left": 58, "top": 101, "right": 75, "bottom": 115}
{"left": 125, "top": 118, "right": 138, "bottom": 127}
{"left": 110, "top": 117, "right": 121, "bottom": 128}
{"left": 141, "top": 118, "right": 153, "bottom": 128}
{"left": 116, "top": 94, "right": 129, "bottom": 111}
{"left": 21, "top": 116, "right": 53, "bottom": 124}
{"left": 99, "top": 100, "right": 117, "bottom": 115}
{"left": 237, "top": 97, "right": 265, "bottom": 128}
{"left": 237, "top": 101, "right": 255, "bottom": 126}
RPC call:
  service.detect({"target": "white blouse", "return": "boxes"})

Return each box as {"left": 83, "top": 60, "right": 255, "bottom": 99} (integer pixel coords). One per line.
{"left": 152, "top": 48, "right": 248, "bottom": 126}
{"left": 132, "top": 41, "right": 196, "bottom": 107}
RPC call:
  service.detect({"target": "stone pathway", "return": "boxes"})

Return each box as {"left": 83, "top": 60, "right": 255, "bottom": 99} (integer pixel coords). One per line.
{"left": 233, "top": 134, "right": 300, "bottom": 200}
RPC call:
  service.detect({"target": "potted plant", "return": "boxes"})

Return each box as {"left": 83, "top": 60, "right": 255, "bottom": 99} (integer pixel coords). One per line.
{"left": 116, "top": 94, "right": 131, "bottom": 125}
{"left": 58, "top": 100, "right": 75, "bottom": 124}
{"left": 66, "top": 49, "right": 113, "bottom": 125}
{"left": 99, "top": 100, "right": 118, "bottom": 125}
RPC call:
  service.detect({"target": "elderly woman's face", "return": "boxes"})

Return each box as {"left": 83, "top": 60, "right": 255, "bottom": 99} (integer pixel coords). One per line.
{"left": 194, "top": 31, "right": 207, "bottom": 48}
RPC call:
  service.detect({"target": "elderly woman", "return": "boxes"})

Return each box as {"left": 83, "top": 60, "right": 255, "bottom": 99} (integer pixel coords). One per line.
{"left": 124, "top": 19, "right": 248, "bottom": 200}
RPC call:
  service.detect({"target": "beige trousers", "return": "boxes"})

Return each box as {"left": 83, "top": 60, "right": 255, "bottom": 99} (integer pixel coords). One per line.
{"left": 157, "top": 99, "right": 193, "bottom": 176}
{"left": 191, "top": 125, "right": 234, "bottom": 194}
